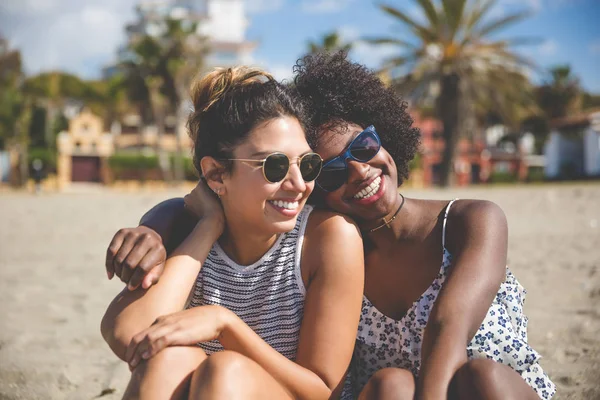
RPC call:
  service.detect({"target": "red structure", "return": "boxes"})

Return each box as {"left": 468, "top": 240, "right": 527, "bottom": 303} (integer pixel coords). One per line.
{"left": 411, "top": 113, "right": 527, "bottom": 186}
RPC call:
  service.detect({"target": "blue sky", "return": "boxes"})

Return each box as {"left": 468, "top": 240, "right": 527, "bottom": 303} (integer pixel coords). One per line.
{"left": 1, "top": 0, "right": 599, "bottom": 92}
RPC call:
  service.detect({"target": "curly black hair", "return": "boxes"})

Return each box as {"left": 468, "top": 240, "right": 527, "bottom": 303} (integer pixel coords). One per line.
{"left": 292, "top": 51, "right": 421, "bottom": 186}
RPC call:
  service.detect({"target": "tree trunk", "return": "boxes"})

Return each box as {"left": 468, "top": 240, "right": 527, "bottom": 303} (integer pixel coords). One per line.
{"left": 438, "top": 72, "right": 460, "bottom": 187}
{"left": 148, "top": 79, "right": 172, "bottom": 182}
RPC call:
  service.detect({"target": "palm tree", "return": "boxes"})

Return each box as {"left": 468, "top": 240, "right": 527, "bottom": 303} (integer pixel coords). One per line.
{"left": 536, "top": 65, "right": 582, "bottom": 120}
{"left": 22, "top": 71, "right": 103, "bottom": 149}
{"left": 307, "top": 31, "right": 352, "bottom": 54}
{"left": 120, "top": 16, "right": 208, "bottom": 181}
{"left": 0, "top": 37, "right": 25, "bottom": 150}
{"left": 366, "top": 0, "right": 538, "bottom": 186}
{"left": 0, "top": 38, "right": 32, "bottom": 184}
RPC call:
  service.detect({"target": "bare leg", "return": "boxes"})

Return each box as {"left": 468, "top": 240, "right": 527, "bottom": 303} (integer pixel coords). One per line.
{"left": 123, "top": 346, "right": 207, "bottom": 400}
{"left": 358, "top": 368, "right": 416, "bottom": 400}
{"left": 450, "top": 358, "right": 540, "bottom": 400}
{"left": 188, "top": 350, "right": 294, "bottom": 400}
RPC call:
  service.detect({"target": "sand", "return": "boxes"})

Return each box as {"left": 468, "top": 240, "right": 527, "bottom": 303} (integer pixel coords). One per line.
{"left": 0, "top": 183, "right": 599, "bottom": 399}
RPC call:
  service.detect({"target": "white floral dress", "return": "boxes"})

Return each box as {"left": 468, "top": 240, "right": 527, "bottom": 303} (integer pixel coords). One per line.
{"left": 352, "top": 200, "right": 556, "bottom": 399}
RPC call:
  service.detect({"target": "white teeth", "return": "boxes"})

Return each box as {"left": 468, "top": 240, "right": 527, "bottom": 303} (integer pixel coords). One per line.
{"left": 270, "top": 200, "right": 299, "bottom": 210}
{"left": 353, "top": 176, "right": 381, "bottom": 199}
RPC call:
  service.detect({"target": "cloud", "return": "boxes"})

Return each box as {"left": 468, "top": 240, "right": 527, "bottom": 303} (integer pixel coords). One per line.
{"left": 538, "top": 39, "right": 558, "bottom": 56}
{"left": 351, "top": 41, "right": 399, "bottom": 71}
{"left": 496, "top": 0, "right": 578, "bottom": 14}
{"left": 336, "top": 26, "right": 402, "bottom": 70}
{"left": 246, "top": 55, "right": 293, "bottom": 82}
{"left": 0, "top": 0, "right": 63, "bottom": 16}
{"left": 337, "top": 26, "right": 360, "bottom": 42}
{"left": 246, "top": 0, "right": 285, "bottom": 14}
{"left": 590, "top": 39, "right": 600, "bottom": 55}
{"left": 269, "top": 64, "right": 294, "bottom": 82}
{"left": 1, "top": 0, "right": 137, "bottom": 78}
{"left": 301, "top": 0, "right": 355, "bottom": 14}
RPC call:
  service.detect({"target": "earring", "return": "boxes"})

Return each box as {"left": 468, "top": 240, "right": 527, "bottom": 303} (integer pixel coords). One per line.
{"left": 213, "top": 188, "right": 221, "bottom": 198}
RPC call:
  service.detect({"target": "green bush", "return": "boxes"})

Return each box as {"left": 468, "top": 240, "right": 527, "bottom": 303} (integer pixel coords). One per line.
{"left": 170, "top": 154, "right": 198, "bottom": 181}
{"left": 29, "top": 147, "right": 57, "bottom": 173}
{"left": 409, "top": 153, "right": 422, "bottom": 171}
{"left": 489, "top": 171, "right": 518, "bottom": 183}
{"left": 527, "top": 167, "right": 546, "bottom": 182}
{"left": 108, "top": 153, "right": 160, "bottom": 171}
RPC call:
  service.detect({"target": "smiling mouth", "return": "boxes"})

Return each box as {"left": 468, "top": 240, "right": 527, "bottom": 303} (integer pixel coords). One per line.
{"left": 353, "top": 176, "right": 382, "bottom": 200}
{"left": 268, "top": 200, "right": 300, "bottom": 210}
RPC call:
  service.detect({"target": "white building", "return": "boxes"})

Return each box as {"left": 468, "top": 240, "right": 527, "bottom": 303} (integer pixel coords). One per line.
{"left": 544, "top": 110, "right": 600, "bottom": 179}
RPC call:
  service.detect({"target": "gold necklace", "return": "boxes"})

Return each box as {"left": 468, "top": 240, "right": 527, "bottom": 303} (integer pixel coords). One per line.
{"left": 368, "top": 194, "right": 405, "bottom": 233}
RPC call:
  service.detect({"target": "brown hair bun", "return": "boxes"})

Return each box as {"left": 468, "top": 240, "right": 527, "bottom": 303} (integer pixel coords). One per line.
{"left": 191, "top": 67, "right": 274, "bottom": 113}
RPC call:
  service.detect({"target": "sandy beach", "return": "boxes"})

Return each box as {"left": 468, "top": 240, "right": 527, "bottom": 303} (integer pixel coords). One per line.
{"left": 0, "top": 183, "right": 599, "bottom": 400}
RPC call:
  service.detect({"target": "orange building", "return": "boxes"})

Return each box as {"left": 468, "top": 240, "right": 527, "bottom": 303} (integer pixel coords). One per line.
{"left": 411, "top": 113, "right": 527, "bottom": 186}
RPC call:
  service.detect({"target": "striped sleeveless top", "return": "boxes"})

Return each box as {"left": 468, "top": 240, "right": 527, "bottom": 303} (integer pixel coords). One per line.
{"left": 187, "top": 205, "right": 313, "bottom": 359}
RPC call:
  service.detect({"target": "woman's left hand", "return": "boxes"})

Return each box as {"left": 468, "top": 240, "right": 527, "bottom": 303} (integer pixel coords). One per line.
{"left": 126, "top": 305, "right": 232, "bottom": 369}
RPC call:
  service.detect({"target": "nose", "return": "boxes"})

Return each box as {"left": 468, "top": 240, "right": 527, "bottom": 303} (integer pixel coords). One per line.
{"left": 347, "top": 159, "right": 371, "bottom": 183}
{"left": 280, "top": 162, "right": 307, "bottom": 193}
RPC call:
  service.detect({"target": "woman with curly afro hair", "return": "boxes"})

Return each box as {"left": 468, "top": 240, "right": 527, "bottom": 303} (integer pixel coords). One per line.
{"left": 103, "top": 52, "right": 555, "bottom": 400}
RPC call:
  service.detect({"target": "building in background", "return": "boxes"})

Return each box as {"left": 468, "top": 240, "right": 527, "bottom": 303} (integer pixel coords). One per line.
{"left": 56, "top": 110, "right": 114, "bottom": 187}
{"left": 411, "top": 112, "right": 530, "bottom": 186}
{"left": 54, "top": 0, "right": 258, "bottom": 187}
{"left": 544, "top": 109, "right": 600, "bottom": 179}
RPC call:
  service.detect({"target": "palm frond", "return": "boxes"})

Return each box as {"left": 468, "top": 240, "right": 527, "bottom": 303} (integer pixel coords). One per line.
{"left": 462, "top": 0, "right": 497, "bottom": 38}
{"left": 442, "top": 0, "right": 468, "bottom": 41}
{"left": 414, "top": 0, "right": 439, "bottom": 31}
{"left": 473, "top": 10, "right": 531, "bottom": 39}
{"left": 379, "top": 4, "right": 437, "bottom": 42}
{"left": 361, "top": 37, "right": 418, "bottom": 48}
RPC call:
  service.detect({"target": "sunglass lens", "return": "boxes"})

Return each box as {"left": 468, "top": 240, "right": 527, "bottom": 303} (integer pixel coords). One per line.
{"left": 263, "top": 153, "right": 289, "bottom": 182}
{"left": 316, "top": 157, "right": 347, "bottom": 192}
{"left": 350, "top": 130, "right": 380, "bottom": 161}
{"left": 300, "top": 153, "right": 322, "bottom": 182}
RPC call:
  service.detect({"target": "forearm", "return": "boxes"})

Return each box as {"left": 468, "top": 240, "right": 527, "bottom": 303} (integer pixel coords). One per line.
{"left": 139, "top": 197, "right": 197, "bottom": 254}
{"left": 219, "top": 313, "right": 331, "bottom": 400}
{"left": 417, "top": 321, "right": 470, "bottom": 400}
{"left": 101, "top": 217, "right": 222, "bottom": 359}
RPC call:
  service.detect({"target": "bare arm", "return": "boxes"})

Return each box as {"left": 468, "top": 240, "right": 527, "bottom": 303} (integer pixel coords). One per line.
{"left": 106, "top": 181, "right": 220, "bottom": 290}
{"left": 105, "top": 198, "right": 191, "bottom": 290}
{"left": 417, "top": 200, "right": 508, "bottom": 400}
{"left": 139, "top": 197, "right": 192, "bottom": 254}
{"left": 100, "top": 215, "right": 223, "bottom": 360}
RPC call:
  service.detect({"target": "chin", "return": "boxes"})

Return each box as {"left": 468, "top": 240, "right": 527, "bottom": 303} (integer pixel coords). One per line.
{"left": 268, "top": 219, "right": 298, "bottom": 234}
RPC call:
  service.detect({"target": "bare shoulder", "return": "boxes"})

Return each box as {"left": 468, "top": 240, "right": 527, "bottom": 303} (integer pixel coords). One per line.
{"left": 139, "top": 197, "right": 186, "bottom": 224}
{"left": 445, "top": 199, "right": 508, "bottom": 251}
{"left": 301, "top": 208, "right": 364, "bottom": 281}
{"left": 448, "top": 199, "right": 507, "bottom": 228}
{"left": 305, "top": 208, "right": 361, "bottom": 239}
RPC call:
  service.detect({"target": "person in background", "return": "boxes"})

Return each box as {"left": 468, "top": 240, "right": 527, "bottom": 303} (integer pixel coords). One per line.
{"left": 32, "top": 158, "right": 43, "bottom": 194}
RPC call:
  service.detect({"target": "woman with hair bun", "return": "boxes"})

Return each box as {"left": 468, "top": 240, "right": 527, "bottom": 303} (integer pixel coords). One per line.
{"left": 100, "top": 66, "right": 364, "bottom": 400}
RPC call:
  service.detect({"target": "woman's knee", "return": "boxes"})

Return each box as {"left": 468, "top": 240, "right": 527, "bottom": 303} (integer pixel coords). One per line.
{"left": 359, "top": 368, "right": 415, "bottom": 400}
{"left": 145, "top": 345, "right": 207, "bottom": 368}
{"left": 452, "top": 358, "right": 505, "bottom": 400}
{"left": 190, "top": 350, "right": 254, "bottom": 399}
{"left": 452, "top": 358, "right": 538, "bottom": 400}
{"left": 125, "top": 346, "right": 207, "bottom": 400}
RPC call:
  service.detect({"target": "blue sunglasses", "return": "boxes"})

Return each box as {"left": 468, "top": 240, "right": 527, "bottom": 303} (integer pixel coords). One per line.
{"left": 316, "top": 126, "right": 381, "bottom": 192}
